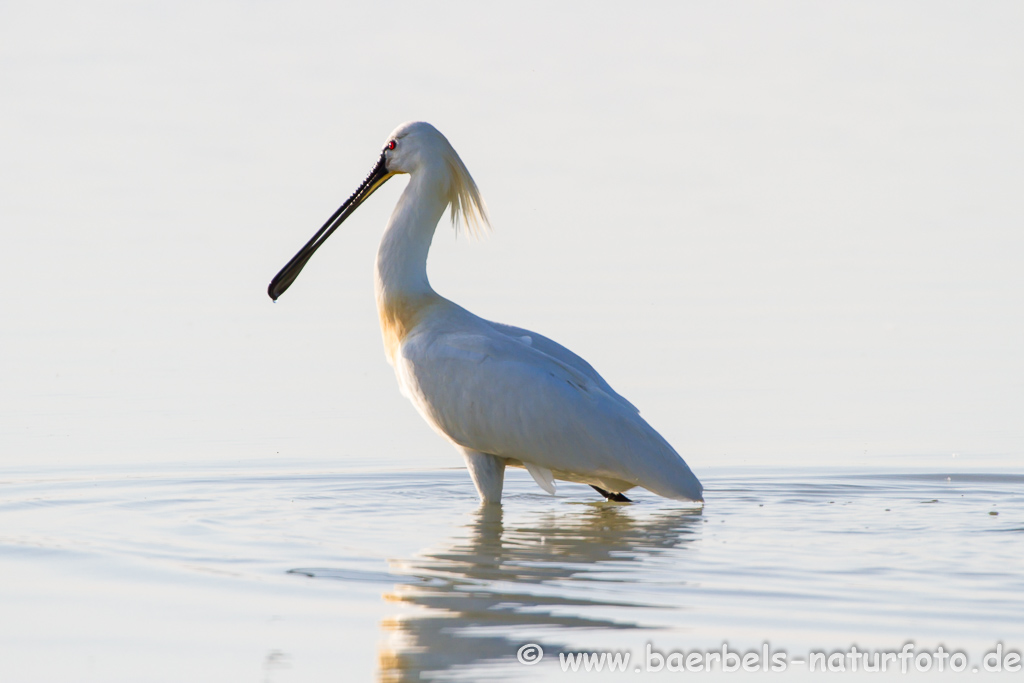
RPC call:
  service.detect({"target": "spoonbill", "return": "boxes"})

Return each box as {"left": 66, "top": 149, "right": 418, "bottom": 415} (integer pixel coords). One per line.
{"left": 268, "top": 122, "right": 702, "bottom": 505}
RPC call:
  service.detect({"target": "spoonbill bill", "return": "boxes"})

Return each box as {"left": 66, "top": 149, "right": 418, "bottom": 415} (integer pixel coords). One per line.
{"left": 268, "top": 122, "right": 702, "bottom": 505}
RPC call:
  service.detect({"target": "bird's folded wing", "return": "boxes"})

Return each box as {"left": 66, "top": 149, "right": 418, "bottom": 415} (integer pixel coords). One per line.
{"left": 400, "top": 331, "right": 694, "bottom": 496}
{"left": 488, "top": 322, "right": 639, "bottom": 414}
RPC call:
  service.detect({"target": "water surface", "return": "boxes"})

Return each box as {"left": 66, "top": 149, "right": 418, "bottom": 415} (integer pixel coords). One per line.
{"left": 1, "top": 464, "right": 1021, "bottom": 681}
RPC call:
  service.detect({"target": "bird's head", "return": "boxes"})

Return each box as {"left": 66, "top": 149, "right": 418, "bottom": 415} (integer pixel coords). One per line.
{"left": 381, "top": 121, "right": 447, "bottom": 175}
{"left": 383, "top": 121, "right": 488, "bottom": 237}
{"left": 267, "top": 122, "right": 487, "bottom": 301}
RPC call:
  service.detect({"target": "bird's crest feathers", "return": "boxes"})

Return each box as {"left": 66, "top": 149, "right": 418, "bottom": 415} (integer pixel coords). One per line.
{"left": 444, "top": 151, "right": 490, "bottom": 239}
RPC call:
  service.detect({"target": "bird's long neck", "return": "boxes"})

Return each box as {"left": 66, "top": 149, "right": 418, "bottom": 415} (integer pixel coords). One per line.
{"left": 375, "top": 166, "right": 448, "bottom": 363}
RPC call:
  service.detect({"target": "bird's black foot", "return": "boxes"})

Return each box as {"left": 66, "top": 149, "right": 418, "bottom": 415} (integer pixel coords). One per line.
{"left": 590, "top": 485, "right": 631, "bottom": 502}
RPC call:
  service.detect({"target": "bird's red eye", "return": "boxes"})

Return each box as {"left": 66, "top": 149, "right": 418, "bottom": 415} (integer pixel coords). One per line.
{"left": 387, "top": 140, "right": 397, "bottom": 150}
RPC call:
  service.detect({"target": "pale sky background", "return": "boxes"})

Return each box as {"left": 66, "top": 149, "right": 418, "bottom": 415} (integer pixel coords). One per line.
{"left": 1, "top": 1, "right": 1022, "bottom": 471}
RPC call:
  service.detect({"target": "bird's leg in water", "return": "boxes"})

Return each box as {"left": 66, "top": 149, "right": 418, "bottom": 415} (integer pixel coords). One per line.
{"left": 590, "top": 485, "right": 632, "bottom": 503}
{"left": 460, "top": 449, "right": 506, "bottom": 504}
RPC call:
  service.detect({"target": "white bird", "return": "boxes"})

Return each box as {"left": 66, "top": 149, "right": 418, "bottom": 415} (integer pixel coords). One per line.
{"left": 269, "top": 122, "right": 702, "bottom": 505}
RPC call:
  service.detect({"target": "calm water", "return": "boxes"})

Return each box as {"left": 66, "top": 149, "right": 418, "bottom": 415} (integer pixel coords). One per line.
{"left": 1, "top": 463, "right": 1022, "bottom": 681}
{"left": 2, "top": 462, "right": 1024, "bottom": 679}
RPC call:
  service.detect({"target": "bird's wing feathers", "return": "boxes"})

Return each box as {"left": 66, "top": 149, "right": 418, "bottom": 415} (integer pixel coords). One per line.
{"left": 399, "top": 329, "right": 701, "bottom": 501}
{"left": 488, "top": 322, "right": 639, "bottom": 413}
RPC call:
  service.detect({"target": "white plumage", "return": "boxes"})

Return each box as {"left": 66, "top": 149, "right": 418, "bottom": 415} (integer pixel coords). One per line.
{"left": 269, "top": 121, "right": 702, "bottom": 505}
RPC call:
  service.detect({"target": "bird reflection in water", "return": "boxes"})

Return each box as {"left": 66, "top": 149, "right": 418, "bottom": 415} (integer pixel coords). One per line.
{"left": 376, "top": 502, "right": 702, "bottom": 681}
